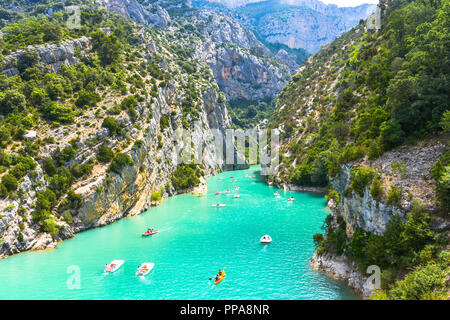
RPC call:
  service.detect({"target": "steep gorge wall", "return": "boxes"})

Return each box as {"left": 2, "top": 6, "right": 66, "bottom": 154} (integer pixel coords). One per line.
{"left": 310, "top": 141, "right": 447, "bottom": 298}
{"left": 190, "top": 10, "right": 292, "bottom": 101}
{"left": 0, "top": 24, "right": 248, "bottom": 258}
{"left": 0, "top": 76, "right": 238, "bottom": 258}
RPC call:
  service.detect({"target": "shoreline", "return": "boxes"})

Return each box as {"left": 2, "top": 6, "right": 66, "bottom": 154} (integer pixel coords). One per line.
{"left": 309, "top": 252, "right": 376, "bottom": 299}
{"left": 269, "top": 181, "right": 328, "bottom": 194}
{"left": 0, "top": 177, "right": 211, "bottom": 260}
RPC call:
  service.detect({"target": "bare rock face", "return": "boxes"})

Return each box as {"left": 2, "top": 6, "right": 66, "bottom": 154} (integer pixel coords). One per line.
{"left": 210, "top": 46, "right": 289, "bottom": 101}
{"left": 195, "top": 9, "right": 264, "bottom": 50}
{"left": 331, "top": 165, "right": 403, "bottom": 236}
{"left": 1, "top": 36, "right": 91, "bottom": 76}
{"left": 329, "top": 142, "right": 446, "bottom": 236}
{"left": 275, "top": 49, "right": 299, "bottom": 73}
{"left": 191, "top": 10, "right": 291, "bottom": 101}
{"left": 97, "top": 0, "right": 171, "bottom": 27}
{"left": 196, "top": 0, "right": 376, "bottom": 54}
{"left": 310, "top": 252, "right": 377, "bottom": 299}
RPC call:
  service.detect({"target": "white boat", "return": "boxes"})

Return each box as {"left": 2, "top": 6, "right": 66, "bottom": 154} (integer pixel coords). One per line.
{"left": 136, "top": 262, "right": 155, "bottom": 276}
{"left": 105, "top": 260, "right": 124, "bottom": 273}
{"left": 234, "top": 194, "right": 240, "bottom": 198}
{"left": 212, "top": 203, "right": 226, "bottom": 207}
{"left": 260, "top": 235, "right": 272, "bottom": 244}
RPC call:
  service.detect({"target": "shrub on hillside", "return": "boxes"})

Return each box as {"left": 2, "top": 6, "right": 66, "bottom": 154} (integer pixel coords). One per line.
{"left": 109, "top": 153, "right": 133, "bottom": 174}
{"left": 386, "top": 185, "right": 402, "bottom": 206}
{"left": 350, "top": 167, "right": 374, "bottom": 197}
{"left": 171, "top": 164, "right": 202, "bottom": 191}
{"left": 2, "top": 174, "right": 18, "bottom": 192}
{"left": 151, "top": 192, "right": 162, "bottom": 202}
{"left": 97, "top": 145, "right": 114, "bottom": 163}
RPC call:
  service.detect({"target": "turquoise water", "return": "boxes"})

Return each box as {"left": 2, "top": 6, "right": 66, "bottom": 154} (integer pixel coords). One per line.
{"left": 0, "top": 167, "right": 357, "bottom": 300}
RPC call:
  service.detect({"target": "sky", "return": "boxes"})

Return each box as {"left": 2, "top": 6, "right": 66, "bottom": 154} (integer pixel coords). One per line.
{"left": 321, "top": 0, "right": 379, "bottom": 6}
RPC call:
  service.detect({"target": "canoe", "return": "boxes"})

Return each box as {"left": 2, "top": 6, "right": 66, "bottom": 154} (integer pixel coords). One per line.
{"left": 214, "top": 269, "right": 226, "bottom": 285}
{"left": 136, "top": 262, "right": 155, "bottom": 276}
{"left": 105, "top": 260, "right": 124, "bottom": 273}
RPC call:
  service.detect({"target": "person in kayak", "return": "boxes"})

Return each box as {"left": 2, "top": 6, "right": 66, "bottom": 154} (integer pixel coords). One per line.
{"left": 218, "top": 269, "right": 222, "bottom": 276}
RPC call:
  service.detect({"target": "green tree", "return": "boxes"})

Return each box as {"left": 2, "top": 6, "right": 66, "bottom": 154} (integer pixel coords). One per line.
{"left": 386, "top": 185, "right": 402, "bottom": 206}
{"left": 0, "top": 89, "right": 26, "bottom": 114}
{"left": 102, "top": 117, "right": 119, "bottom": 135}
{"left": 91, "top": 30, "right": 122, "bottom": 66}
{"left": 1, "top": 174, "right": 18, "bottom": 192}
{"left": 97, "top": 145, "right": 114, "bottom": 163}
{"left": 401, "top": 201, "right": 432, "bottom": 252}
{"left": 109, "top": 153, "right": 133, "bottom": 174}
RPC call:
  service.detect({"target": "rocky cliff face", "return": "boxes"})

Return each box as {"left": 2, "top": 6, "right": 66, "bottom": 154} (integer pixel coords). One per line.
{"left": 187, "top": 10, "right": 292, "bottom": 101}
{"left": 98, "top": 0, "right": 293, "bottom": 100}
{"left": 329, "top": 143, "right": 446, "bottom": 237}
{"left": 97, "top": 0, "right": 171, "bottom": 27}
{"left": 309, "top": 142, "right": 446, "bottom": 299}
{"left": 0, "top": 71, "right": 235, "bottom": 258}
{"left": 0, "top": 9, "right": 248, "bottom": 258}
{"left": 274, "top": 49, "right": 299, "bottom": 73}
{"left": 1, "top": 36, "right": 91, "bottom": 76}
{"left": 194, "top": 0, "right": 376, "bottom": 53}
{"left": 252, "top": 6, "right": 368, "bottom": 54}
{"left": 310, "top": 252, "right": 376, "bottom": 298}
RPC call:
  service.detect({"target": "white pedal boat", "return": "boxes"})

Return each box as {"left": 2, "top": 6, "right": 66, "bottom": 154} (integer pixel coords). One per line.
{"left": 212, "top": 203, "right": 226, "bottom": 207}
{"left": 105, "top": 260, "right": 124, "bottom": 273}
{"left": 260, "top": 235, "right": 272, "bottom": 244}
{"left": 136, "top": 262, "right": 155, "bottom": 276}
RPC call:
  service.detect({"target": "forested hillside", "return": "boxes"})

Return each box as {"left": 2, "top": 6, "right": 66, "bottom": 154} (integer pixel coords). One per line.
{"left": 0, "top": 0, "right": 249, "bottom": 257}
{"left": 272, "top": 0, "right": 449, "bottom": 299}
{"left": 273, "top": 0, "right": 448, "bottom": 196}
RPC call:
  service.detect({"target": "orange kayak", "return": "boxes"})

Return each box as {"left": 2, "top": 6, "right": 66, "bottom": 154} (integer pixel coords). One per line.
{"left": 214, "top": 269, "right": 226, "bottom": 285}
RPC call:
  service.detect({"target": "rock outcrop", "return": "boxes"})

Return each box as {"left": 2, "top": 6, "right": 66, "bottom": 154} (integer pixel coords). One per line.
{"left": 331, "top": 142, "right": 446, "bottom": 236}
{"left": 190, "top": 10, "right": 291, "bottom": 101}
{"left": 274, "top": 49, "right": 299, "bottom": 73}
{"left": 306, "top": 141, "right": 447, "bottom": 298}
{"left": 97, "top": 0, "right": 171, "bottom": 27}
{"left": 1, "top": 36, "right": 91, "bottom": 76}
{"left": 310, "top": 252, "right": 376, "bottom": 299}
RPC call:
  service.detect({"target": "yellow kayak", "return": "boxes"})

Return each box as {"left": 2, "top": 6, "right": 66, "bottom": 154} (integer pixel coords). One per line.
{"left": 214, "top": 269, "right": 226, "bottom": 285}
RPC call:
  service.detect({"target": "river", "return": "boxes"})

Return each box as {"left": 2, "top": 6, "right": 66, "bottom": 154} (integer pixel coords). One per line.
{"left": 0, "top": 167, "right": 357, "bottom": 299}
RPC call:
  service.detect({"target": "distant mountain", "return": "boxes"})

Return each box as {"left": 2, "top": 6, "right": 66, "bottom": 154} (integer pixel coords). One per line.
{"left": 193, "top": 0, "right": 376, "bottom": 53}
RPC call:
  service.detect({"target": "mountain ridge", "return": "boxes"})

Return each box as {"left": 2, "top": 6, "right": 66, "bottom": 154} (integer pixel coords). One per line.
{"left": 193, "top": 0, "right": 376, "bottom": 53}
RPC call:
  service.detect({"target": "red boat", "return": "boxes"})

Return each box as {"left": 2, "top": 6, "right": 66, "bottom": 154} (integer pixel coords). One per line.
{"left": 142, "top": 229, "right": 159, "bottom": 236}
